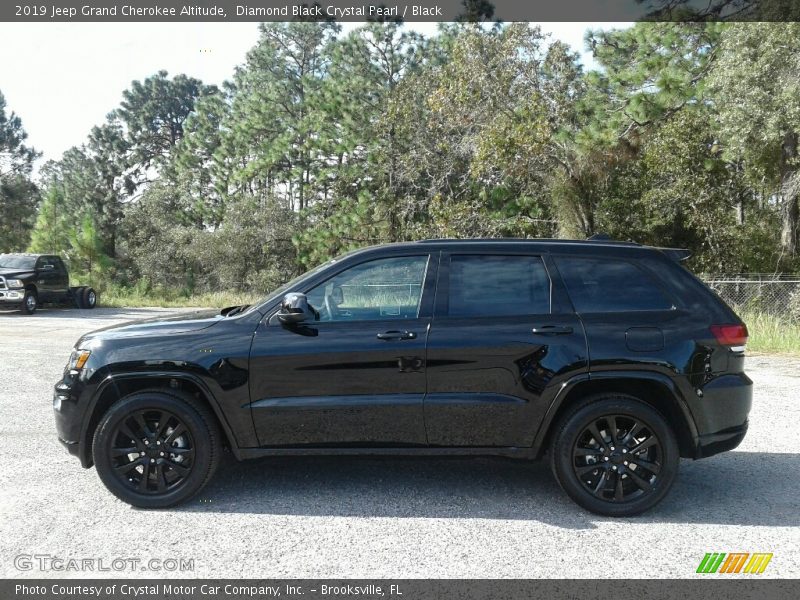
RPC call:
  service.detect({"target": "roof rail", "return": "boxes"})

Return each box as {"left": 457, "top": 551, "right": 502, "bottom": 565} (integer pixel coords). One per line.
{"left": 416, "top": 237, "right": 642, "bottom": 247}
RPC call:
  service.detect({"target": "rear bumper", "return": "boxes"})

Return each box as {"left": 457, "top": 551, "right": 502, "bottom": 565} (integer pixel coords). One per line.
{"left": 695, "top": 421, "right": 748, "bottom": 458}
{"left": 691, "top": 372, "right": 752, "bottom": 459}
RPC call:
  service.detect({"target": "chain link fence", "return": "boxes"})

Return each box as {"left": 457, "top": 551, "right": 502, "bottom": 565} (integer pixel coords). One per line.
{"left": 702, "top": 275, "right": 800, "bottom": 321}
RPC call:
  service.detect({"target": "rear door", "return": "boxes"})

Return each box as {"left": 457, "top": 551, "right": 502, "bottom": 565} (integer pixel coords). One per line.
{"left": 424, "top": 251, "right": 588, "bottom": 447}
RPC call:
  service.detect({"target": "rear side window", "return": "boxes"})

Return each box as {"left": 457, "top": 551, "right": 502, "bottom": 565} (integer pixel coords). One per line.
{"left": 446, "top": 255, "right": 550, "bottom": 317}
{"left": 556, "top": 257, "right": 674, "bottom": 313}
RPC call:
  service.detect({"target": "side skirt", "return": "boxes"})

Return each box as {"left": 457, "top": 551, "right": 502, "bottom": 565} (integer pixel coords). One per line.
{"left": 237, "top": 446, "right": 537, "bottom": 460}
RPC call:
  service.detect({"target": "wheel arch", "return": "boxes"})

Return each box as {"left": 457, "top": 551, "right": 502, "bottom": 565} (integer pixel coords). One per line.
{"left": 78, "top": 372, "right": 240, "bottom": 467}
{"left": 533, "top": 371, "right": 699, "bottom": 459}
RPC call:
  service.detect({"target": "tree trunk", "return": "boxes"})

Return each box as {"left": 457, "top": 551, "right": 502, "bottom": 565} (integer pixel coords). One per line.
{"left": 779, "top": 131, "right": 798, "bottom": 256}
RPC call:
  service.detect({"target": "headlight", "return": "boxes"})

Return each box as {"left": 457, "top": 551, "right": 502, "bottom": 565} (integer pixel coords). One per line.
{"left": 5, "top": 279, "right": 23, "bottom": 288}
{"left": 69, "top": 349, "right": 91, "bottom": 370}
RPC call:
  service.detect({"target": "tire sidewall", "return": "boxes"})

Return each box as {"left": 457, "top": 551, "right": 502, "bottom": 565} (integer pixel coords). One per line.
{"left": 93, "top": 393, "right": 216, "bottom": 508}
{"left": 83, "top": 287, "right": 97, "bottom": 309}
{"left": 552, "top": 397, "right": 679, "bottom": 517}
{"left": 22, "top": 290, "right": 37, "bottom": 315}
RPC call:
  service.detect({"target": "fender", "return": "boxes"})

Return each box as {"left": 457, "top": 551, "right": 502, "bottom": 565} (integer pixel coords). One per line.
{"left": 78, "top": 371, "right": 244, "bottom": 467}
{"left": 530, "top": 369, "right": 700, "bottom": 457}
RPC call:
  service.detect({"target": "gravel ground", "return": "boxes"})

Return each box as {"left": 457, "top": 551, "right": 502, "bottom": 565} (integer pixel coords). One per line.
{"left": 0, "top": 307, "right": 798, "bottom": 579}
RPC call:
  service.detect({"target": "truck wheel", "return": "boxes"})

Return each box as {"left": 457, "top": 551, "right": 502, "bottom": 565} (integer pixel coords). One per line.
{"left": 550, "top": 394, "right": 679, "bottom": 517}
{"left": 72, "top": 286, "right": 86, "bottom": 308}
{"left": 82, "top": 287, "right": 97, "bottom": 309}
{"left": 22, "top": 290, "right": 38, "bottom": 315}
{"left": 92, "top": 390, "right": 222, "bottom": 508}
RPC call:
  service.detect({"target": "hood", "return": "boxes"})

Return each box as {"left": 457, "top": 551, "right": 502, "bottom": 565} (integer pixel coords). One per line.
{"left": 78, "top": 309, "right": 225, "bottom": 344}
{"left": 0, "top": 268, "right": 34, "bottom": 278}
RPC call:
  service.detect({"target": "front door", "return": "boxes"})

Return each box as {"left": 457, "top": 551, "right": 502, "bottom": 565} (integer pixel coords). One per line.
{"left": 424, "top": 252, "right": 589, "bottom": 447}
{"left": 249, "top": 254, "right": 436, "bottom": 447}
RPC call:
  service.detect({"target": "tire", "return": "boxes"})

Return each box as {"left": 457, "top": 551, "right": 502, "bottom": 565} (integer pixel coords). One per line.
{"left": 21, "top": 290, "right": 37, "bottom": 315}
{"left": 82, "top": 287, "right": 97, "bottom": 309}
{"left": 72, "top": 286, "right": 86, "bottom": 308}
{"left": 550, "top": 393, "right": 679, "bottom": 517}
{"left": 92, "top": 389, "right": 222, "bottom": 508}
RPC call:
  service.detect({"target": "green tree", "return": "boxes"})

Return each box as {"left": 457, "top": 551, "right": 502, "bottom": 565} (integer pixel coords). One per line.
{"left": 709, "top": 23, "right": 800, "bottom": 258}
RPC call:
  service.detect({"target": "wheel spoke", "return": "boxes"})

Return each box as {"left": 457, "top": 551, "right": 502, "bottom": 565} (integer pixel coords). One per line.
{"left": 627, "top": 468, "right": 652, "bottom": 492}
{"left": 588, "top": 423, "right": 609, "bottom": 451}
{"left": 622, "top": 421, "right": 642, "bottom": 445}
{"left": 111, "top": 446, "right": 139, "bottom": 458}
{"left": 165, "top": 460, "right": 189, "bottom": 477}
{"left": 154, "top": 413, "right": 172, "bottom": 439}
{"left": 114, "top": 458, "right": 142, "bottom": 474}
{"left": 576, "top": 464, "right": 602, "bottom": 477}
{"left": 607, "top": 416, "right": 618, "bottom": 446}
{"left": 133, "top": 413, "right": 152, "bottom": 438}
{"left": 630, "top": 436, "right": 657, "bottom": 455}
{"left": 139, "top": 462, "right": 151, "bottom": 491}
{"left": 119, "top": 424, "right": 144, "bottom": 450}
{"left": 574, "top": 446, "right": 603, "bottom": 458}
{"left": 630, "top": 457, "right": 661, "bottom": 475}
{"left": 164, "top": 424, "right": 186, "bottom": 445}
{"left": 156, "top": 464, "right": 167, "bottom": 492}
{"left": 592, "top": 470, "right": 609, "bottom": 497}
{"left": 614, "top": 473, "right": 624, "bottom": 501}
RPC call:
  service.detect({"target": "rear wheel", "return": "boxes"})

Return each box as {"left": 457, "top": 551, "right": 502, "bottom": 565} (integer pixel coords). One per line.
{"left": 72, "top": 286, "right": 86, "bottom": 308}
{"left": 550, "top": 394, "right": 679, "bottom": 517}
{"left": 82, "top": 287, "right": 97, "bottom": 309}
{"left": 21, "top": 290, "right": 37, "bottom": 315}
{"left": 92, "top": 390, "right": 222, "bottom": 508}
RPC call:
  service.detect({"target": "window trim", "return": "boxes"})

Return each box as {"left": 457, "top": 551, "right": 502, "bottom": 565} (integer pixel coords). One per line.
{"left": 552, "top": 254, "right": 678, "bottom": 314}
{"left": 434, "top": 252, "right": 553, "bottom": 320}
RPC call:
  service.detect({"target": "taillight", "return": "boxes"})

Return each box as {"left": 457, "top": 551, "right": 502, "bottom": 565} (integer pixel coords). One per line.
{"left": 710, "top": 324, "right": 748, "bottom": 351}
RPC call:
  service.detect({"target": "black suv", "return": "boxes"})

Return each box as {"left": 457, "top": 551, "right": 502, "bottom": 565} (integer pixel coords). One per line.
{"left": 53, "top": 239, "right": 751, "bottom": 516}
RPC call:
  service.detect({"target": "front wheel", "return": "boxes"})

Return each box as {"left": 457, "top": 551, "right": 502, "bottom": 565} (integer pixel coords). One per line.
{"left": 550, "top": 394, "right": 679, "bottom": 517}
{"left": 92, "top": 390, "right": 222, "bottom": 508}
{"left": 22, "top": 290, "right": 37, "bottom": 315}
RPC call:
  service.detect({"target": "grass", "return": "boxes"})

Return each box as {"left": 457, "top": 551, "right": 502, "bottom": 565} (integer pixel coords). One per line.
{"left": 99, "top": 285, "right": 259, "bottom": 309}
{"left": 738, "top": 310, "right": 800, "bottom": 356}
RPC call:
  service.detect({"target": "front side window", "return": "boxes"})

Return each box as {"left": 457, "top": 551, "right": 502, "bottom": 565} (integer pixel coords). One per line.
{"left": 445, "top": 255, "right": 551, "bottom": 317}
{"left": 306, "top": 255, "right": 429, "bottom": 322}
{"left": 555, "top": 257, "right": 674, "bottom": 313}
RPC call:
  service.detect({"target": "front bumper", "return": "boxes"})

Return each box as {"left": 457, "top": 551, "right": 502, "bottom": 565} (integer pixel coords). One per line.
{"left": 0, "top": 289, "right": 24, "bottom": 304}
{"left": 53, "top": 373, "right": 93, "bottom": 467}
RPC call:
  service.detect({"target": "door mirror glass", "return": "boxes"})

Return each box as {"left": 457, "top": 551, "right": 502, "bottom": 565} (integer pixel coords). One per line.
{"left": 277, "top": 293, "right": 319, "bottom": 325}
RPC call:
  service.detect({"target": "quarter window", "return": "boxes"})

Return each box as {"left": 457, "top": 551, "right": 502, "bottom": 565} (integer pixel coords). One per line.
{"left": 555, "top": 257, "right": 673, "bottom": 312}
{"left": 306, "top": 256, "right": 429, "bottom": 322}
{"left": 445, "top": 255, "right": 551, "bottom": 317}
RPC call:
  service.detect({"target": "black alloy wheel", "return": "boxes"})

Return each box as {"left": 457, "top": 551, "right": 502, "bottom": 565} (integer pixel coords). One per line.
{"left": 572, "top": 414, "right": 662, "bottom": 503}
{"left": 108, "top": 408, "right": 195, "bottom": 495}
{"left": 93, "top": 390, "right": 221, "bottom": 508}
{"left": 551, "top": 394, "right": 679, "bottom": 516}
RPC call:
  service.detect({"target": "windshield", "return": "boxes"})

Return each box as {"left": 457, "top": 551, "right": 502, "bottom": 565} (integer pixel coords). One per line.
{"left": 0, "top": 255, "right": 36, "bottom": 270}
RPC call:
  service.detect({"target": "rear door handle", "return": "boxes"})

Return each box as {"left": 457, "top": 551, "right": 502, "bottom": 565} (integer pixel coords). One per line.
{"left": 531, "top": 325, "right": 574, "bottom": 335}
{"left": 377, "top": 330, "right": 417, "bottom": 341}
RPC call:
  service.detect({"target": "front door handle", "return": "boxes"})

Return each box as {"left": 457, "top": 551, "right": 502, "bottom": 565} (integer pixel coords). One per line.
{"left": 531, "top": 325, "right": 574, "bottom": 335}
{"left": 377, "top": 330, "right": 417, "bottom": 341}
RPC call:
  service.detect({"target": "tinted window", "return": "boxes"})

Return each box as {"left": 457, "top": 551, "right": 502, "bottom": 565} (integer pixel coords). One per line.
{"left": 0, "top": 255, "right": 36, "bottom": 269}
{"left": 307, "top": 256, "right": 429, "bottom": 322}
{"left": 556, "top": 257, "right": 673, "bottom": 312}
{"left": 446, "top": 255, "right": 550, "bottom": 317}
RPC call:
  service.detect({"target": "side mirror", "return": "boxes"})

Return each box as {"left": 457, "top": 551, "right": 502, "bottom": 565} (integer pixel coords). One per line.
{"left": 277, "top": 293, "right": 319, "bottom": 325}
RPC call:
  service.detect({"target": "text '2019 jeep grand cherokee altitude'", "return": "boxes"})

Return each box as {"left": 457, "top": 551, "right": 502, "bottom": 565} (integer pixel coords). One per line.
{"left": 53, "top": 239, "right": 751, "bottom": 516}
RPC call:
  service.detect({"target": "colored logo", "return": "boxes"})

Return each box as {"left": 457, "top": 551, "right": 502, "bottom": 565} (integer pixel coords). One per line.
{"left": 697, "top": 553, "right": 773, "bottom": 574}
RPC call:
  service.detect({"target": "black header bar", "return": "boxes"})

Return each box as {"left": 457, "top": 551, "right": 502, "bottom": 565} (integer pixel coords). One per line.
{"left": 2, "top": 0, "right": 798, "bottom": 22}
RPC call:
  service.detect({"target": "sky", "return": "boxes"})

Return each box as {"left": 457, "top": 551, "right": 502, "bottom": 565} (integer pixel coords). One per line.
{"left": 0, "top": 22, "right": 629, "bottom": 173}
